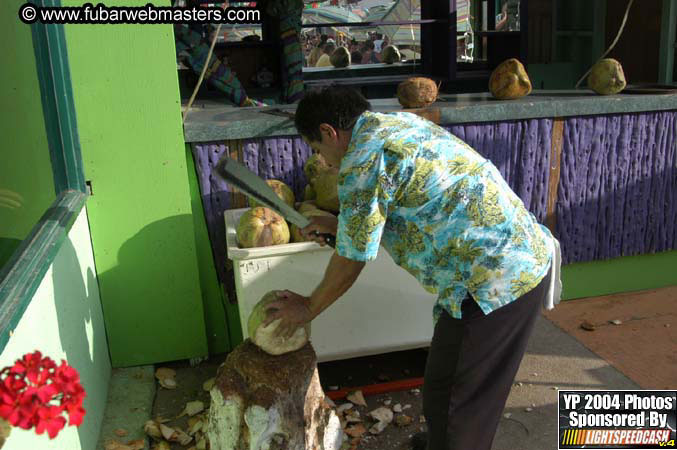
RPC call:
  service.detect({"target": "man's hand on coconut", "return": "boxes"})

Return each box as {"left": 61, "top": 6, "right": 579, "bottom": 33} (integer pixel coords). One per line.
{"left": 302, "top": 215, "right": 338, "bottom": 246}
{"left": 263, "top": 290, "right": 313, "bottom": 338}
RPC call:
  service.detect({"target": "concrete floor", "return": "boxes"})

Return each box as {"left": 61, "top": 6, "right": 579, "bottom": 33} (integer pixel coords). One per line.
{"left": 545, "top": 286, "right": 677, "bottom": 390}
{"left": 96, "top": 286, "right": 675, "bottom": 449}
{"left": 97, "top": 366, "right": 155, "bottom": 450}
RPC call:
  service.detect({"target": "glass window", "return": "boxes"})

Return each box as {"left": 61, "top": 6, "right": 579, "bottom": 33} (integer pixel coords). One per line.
{"left": 301, "top": 0, "right": 421, "bottom": 71}
{"left": 456, "top": 0, "right": 477, "bottom": 62}
{"left": 455, "top": 0, "right": 523, "bottom": 65}
{"left": 217, "top": 24, "right": 263, "bottom": 42}
{"left": 175, "top": 0, "right": 529, "bottom": 99}
{"left": 1, "top": 6, "right": 56, "bottom": 271}
{"left": 215, "top": 1, "right": 262, "bottom": 42}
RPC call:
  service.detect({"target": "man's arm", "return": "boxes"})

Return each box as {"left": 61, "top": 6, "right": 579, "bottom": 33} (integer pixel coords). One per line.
{"left": 307, "top": 252, "right": 366, "bottom": 319}
{"left": 264, "top": 251, "right": 365, "bottom": 338}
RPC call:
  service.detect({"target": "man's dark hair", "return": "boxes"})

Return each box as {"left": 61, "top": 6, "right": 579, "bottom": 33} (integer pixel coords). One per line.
{"left": 295, "top": 87, "right": 371, "bottom": 142}
{"left": 351, "top": 51, "right": 362, "bottom": 63}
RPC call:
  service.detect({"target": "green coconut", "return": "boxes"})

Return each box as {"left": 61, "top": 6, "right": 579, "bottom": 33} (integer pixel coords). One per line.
{"left": 381, "top": 45, "right": 401, "bottom": 64}
{"left": 249, "top": 179, "right": 295, "bottom": 209}
{"left": 304, "top": 183, "right": 316, "bottom": 201}
{"left": 236, "top": 207, "right": 290, "bottom": 248}
{"left": 247, "top": 291, "right": 311, "bottom": 355}
{"left": 489, "top": 58, "right": 532, "bottom": 100}
{"left": 290, "top": 208, "right": 336, "bottom": 243}
{"left": 312, "top": 171, "right": 340, "bottom": 213}
{"left": 304, "top": 154, "right": 330, "bottom": 181}
{"left": 297, "top": 200, "right": 319, "bottom": 214}
{"left": 588, "top": 58, "right": 626, "bottom": 95}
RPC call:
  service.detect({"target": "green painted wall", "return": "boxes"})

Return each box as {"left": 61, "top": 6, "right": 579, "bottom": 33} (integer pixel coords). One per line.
{"left": 0, "top": 0, "right": 56, "bottom": 269}
{"left": 527, "top": 63, "right": 579, "bottom": 89}
{"left": 0, "top": 210, "right": 111, "bottom": 450}
{"left": 562, "top": 250, "right": 677, "bottom": 300}
{"left": 63, "top": 0, "right": 209, "bottom": 366}
{"left": 186, "top": 145, "right": 231, "bottom": 354}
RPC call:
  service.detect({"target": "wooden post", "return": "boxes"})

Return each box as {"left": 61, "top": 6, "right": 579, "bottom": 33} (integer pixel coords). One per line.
{"left": 546, "top": 118, "right": 564, "bottom": 234}
{"left": 228, "top": 140, "right": 249, "bottom": 209}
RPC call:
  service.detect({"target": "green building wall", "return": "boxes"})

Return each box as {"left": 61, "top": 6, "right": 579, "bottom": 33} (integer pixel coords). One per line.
{"left": 62, "top": 0, "right": 229, "bottom": 366}
{"left": 562, "top": 250, "right": 677, "bottom": 301}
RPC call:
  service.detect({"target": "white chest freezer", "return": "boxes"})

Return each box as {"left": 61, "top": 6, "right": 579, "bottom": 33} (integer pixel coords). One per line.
{"left": 225, "top": 208, "right": 437, "bottom": 362}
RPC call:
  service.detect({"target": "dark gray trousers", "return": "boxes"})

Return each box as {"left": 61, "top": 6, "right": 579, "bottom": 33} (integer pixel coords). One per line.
{"left": 422, "top": 271, "right": 550, "bottom": 450}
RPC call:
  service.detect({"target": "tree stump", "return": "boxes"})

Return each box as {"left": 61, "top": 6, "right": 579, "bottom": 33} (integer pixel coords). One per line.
{"left": 207, "top": 340, "right": 344, "bottom": 450}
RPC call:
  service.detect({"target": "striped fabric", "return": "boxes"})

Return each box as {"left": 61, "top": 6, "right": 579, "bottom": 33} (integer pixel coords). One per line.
{"left": 175, "top": 25, "right": 265, "bottom": 107}
{"left": 267, "top": 0, "right": 306, "bottom": 103}
{"left": 457, "top": 0, "right": 471, "bottom": 32}
{"left": 457, "top": 0, "right": 471, "bottom": 22}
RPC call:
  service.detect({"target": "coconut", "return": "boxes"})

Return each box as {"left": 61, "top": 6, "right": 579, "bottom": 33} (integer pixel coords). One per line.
{"left": 588, "top": 58, "right": 626, "bottom": 95}
{"left": 247, "top": 291, "right": 311, "bottom": 355}
{"left": 297, "top": 200, "right": 319, "bottom": 214}
{"left": 236, "top": 207, "right": 290, "bottom": 248}
{"left": 381, "top": 45, "right": 401, "bottom": 64}
{"left": 304, "top": 183, "right": 316, "bottom": 201}
{"left": 397, "top": 77, "right": 438, "bottom": 108}
{"left": 330, "top": 47, "right": 351, "bottom": 68}
{"left": 290, "top": 208, "right": 336, "bottom": 242}
{"left": 312, "top": 171, "right": 340, "bottom": 213}
{"left": 489, "top": 58, "right": 532, "bottom": 100}
{"left": 249, "top": 179, "right": 295, "bottom": 209}
{"left": 304, "top": 154, "right": 330, "bottom": 181}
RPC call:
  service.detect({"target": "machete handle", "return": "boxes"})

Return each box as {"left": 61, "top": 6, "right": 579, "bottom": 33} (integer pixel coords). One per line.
{"left": 314, "top": 232, "right": 336, "bottom": 248}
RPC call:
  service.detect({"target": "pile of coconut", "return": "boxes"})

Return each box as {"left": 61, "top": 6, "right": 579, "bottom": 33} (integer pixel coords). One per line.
{"left": 325, "top": 389, "right": 424, "bottom": 449}
{"left": 236, "top": 154, "right": 339, "bottom": 249}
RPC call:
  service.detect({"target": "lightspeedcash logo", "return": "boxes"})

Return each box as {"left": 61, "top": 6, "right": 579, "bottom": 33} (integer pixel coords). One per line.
{"left": 558, "top": 390, "right": 676, "bottom": 449}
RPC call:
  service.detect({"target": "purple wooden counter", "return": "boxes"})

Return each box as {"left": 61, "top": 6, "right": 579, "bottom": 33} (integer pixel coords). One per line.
{"left": 190, "top": 110, "right": 677, "bottom": 289}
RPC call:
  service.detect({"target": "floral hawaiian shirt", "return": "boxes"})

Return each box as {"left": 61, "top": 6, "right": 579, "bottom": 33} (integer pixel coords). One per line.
{"left": 335, "top": 111, "right": 553, "bottom": 321}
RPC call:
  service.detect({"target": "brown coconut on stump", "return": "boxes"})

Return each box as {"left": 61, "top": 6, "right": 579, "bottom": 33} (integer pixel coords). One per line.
{"left": 207, "top": 291, "right": 344, "bottom": 449}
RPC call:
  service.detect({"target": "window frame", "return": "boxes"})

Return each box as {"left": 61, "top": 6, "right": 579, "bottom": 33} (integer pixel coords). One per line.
{"left": 0, "top": 0, "right": 87, "bottom": 353}
{"left": 658, "top": 0, "right": 676, "bottom": 85}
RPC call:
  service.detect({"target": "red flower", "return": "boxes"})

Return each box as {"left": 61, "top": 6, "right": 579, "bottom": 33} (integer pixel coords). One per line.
{"left": 36, "top": 384, "right": 59, "bottom": 403}
{"left": 54, "top": 362, "right": 82, "bottom": 395}
{"left": 10, "top": 351, "right": 55, "bottom": 386}
{"left": 13, "top": 392, "right": 38, "bottom": 429}
{"left": 9, "top": 351, "right": 42, "bottom": 376}
{"left": 35, "top": 405, "right": 66, "bottom": 439}
{"left": 2, "top": 375, "right": 26, "bottom": 393}
{"left": 0, "top": 352, "right": 86, "bottom": 440}
{"left": 65, "top": 405, "right": 85, "bottom": 426}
